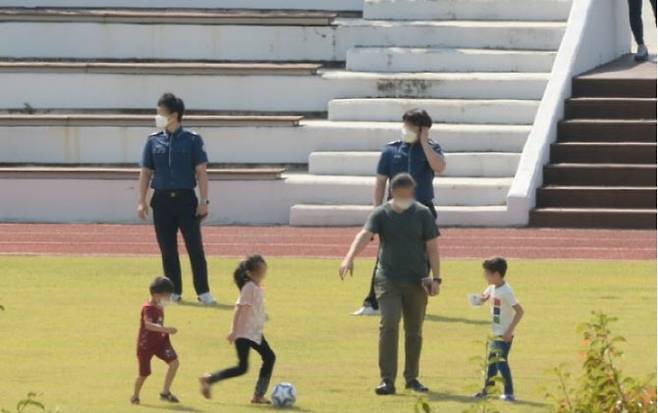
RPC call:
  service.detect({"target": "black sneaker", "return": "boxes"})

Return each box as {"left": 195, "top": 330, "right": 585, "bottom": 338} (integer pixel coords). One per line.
{"left": 405, "top": 379, "right": 429, "bottom": 393}
{"left": 160, "top": 392, "right": 180, "bottom": 403}
{"left": 375, "top": 379, "right": 396, "bottom": 395}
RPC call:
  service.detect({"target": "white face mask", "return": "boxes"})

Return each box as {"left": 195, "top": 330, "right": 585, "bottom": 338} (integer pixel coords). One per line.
{"left": 155, "top": 114, "right": 169, "bottom": 129}
{"left": 401, "top": 126, "right": 418, "bottom": 143}
{"left": 159, "top": 298, "right": 172, "bottom": 307}
{"left": 391, "top": 198, "right": 414, "bottom": 211}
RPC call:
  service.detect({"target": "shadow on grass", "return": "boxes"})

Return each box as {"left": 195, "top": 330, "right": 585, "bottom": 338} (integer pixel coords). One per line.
{"left": 427, "top": 391, "right": 547, "bottom": 408}
{"left": 218, "top": 402, "right": 313, "bottom": 412}
{"left": 177, "top": 300, "right": 233, "bottom": 311}
{"left": 139, "top": 403, "right": 204, "bottom": 412}
{"left": 425, "top": 314, "right": 488, "bottom": 325}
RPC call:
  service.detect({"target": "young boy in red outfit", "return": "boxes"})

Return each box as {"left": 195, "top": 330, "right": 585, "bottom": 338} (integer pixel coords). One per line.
{"left": 131, "top": 276, "right": 180, "bottom": 405}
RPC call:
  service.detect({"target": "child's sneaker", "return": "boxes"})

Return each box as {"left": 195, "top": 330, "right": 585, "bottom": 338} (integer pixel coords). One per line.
{"left": 500, "top": 394, "right": 516, "bottom": 402}
{"left": 198, "top": 292, "right": 217, "bottom": 305}
{"left": 160, "top": 392, "right": 180, "bottom": 403}
{"left": 251, "top": 396, "right": 271, "bottom": 404}
{"left": 473, "top": 391, "right": 487, "bottom": 400}
{"left": 199, "top": 375, "right": 212, "bottom": 399}
{"left": 130, "top": 395, "right": 140, "bottom": 405}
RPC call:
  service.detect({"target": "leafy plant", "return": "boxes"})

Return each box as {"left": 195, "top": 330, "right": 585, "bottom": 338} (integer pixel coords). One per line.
{"left": 546, "top": 312, "right": 656, "bottom": 413}
{"left": 462, "top": 337, "right": 504, "bottom": 413}
{"left": 1, "top": 392, "right": 58, "bottom": 413}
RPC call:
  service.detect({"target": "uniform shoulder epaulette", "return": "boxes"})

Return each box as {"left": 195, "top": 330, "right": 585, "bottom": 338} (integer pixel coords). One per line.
{"left": 386, "top": 139, "right": 402, "bottom": 146}
{"left": 184, "top": 128, "right": 200, "bottom": 137}
{"left": 147, "top": 130, "right": 163, "bottom": 138}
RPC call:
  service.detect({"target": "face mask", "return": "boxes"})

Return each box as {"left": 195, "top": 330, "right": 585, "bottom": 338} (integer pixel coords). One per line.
{"left": 401, "top": 127, "right": 418, "bottom": 143}
{"left": 159, "top": 298, "right": 172, "bottom": 307}
{"left": 155, "top": 114, "right": 169, "bottom": 129}
{"left": 391, "top": 198, "right": 414, "bottom": 211}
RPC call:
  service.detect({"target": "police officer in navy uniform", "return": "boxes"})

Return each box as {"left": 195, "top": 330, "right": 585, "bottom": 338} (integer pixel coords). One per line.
{"left": 137, "top": 93, "right": 216, "bottom": 305}
{"left": 352, "top": 108, "right": 446, "bottom": 316}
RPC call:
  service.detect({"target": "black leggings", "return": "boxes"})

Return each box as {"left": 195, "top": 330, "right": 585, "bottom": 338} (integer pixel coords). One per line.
{"left": 629, "top": 0, "right": 657, "bottom": 46}
{"left": 208, "top": 337, "right": 276, "bottom": 397}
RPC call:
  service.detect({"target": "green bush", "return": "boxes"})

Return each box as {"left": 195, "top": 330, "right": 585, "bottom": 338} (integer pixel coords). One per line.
{"left": 546, "top": 312, "right": 656, "bottom": 413}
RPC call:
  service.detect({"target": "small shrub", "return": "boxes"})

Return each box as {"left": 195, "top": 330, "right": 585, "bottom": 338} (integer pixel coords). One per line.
{"left": 546, "top": 312, "right": 656, "bottom": 413}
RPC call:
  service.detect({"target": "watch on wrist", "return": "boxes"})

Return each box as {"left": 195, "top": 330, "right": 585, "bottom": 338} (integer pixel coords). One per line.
{"left": 432, "top": 277, "right": 442, "bottom": 285}
{"left": 201, "top": 198, "right": 210, "bottom": 205}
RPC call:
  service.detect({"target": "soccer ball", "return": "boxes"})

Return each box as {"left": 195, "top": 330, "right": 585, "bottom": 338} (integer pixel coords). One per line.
{"left": 271, "top": 382, "right": 296, "bottom": 408}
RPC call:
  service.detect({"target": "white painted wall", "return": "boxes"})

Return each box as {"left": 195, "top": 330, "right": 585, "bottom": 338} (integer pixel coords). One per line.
{"left": 0, "top": 178, "right": 291, "bottom": 224}
{"left": 0, "top": 122, "right": 529, "bottom": 165}
{"left": 506, "top": 0, "right": 632, "bottom": 225}
{"left": 0, "top": 0, "right": 363, "bottom": 11}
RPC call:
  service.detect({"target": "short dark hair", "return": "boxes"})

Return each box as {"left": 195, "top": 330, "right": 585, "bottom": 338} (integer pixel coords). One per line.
{"left": 157, "top": 93, "right": 185, "bottom": 121}
{"left": 402, "top": 108, "right": 432, "bottom": 129}
{"left": 482, "top": 257, "right": 508, "bottom": 277}
{"left": 390, "top": 173, "right": 417, "bottom": 191}
{"left": 150, "top": 276, "right": 175, "bottom": 295}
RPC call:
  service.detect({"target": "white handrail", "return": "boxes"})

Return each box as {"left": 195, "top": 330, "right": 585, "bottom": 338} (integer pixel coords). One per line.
{"left": 505, "top": 0, "right": 631, "bottom": 225}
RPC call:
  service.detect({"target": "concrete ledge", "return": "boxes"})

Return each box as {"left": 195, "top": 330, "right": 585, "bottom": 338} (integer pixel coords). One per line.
{"left": 346, "top": 47, "right": 556, "bottom": 73}
{"left": 0, "top": 166, "right": 285, "bottom": 180}
{"left": 0, "top": 114, "right": 303, "bottom": 127}
{"left": 328, "top": 98, "right": 540, "bottom": 124}
{"left": 0, "top": 61, "right": 322, "bottom": 76}
{"left": 308, "top": 151, "right": 520, "bottom": 177}
{"left": 0, "top": 8, "right": 338, "bottom": 25}
{"left": 363, "top": 0, "right": 572, "bottom": 21}
{"left": 290, "top": 204, "right": 510, "bottom": 226}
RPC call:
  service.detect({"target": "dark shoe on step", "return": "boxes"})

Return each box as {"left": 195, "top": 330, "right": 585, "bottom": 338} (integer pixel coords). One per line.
{"left": 375, "top": 379, "right": 396, "bottom": 395}
{"left": 405, "top": 379, "right": 429, "bottom": 393}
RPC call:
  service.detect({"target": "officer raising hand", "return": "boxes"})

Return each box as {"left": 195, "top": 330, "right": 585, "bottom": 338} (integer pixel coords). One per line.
{"left": 137, "top": 93, "right": 216, "bottom": 305}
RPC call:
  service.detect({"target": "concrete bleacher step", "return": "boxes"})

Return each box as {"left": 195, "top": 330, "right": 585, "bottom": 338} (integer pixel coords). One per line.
{"left": 0, "top": 8, "right": 340, "bottom": 25}
{"left": 0, "top": 61, "right": 322, "bottom": 76}
{"left": 346, "top": 47, "right": 556, "bottom": 73}
{"left": 2, "top": 66, "right": 548, "bottom": 111}
{"left": 557, "top": 120, "right": 657, "bottom": 142}
{"left": 308, "top": 151, "right": 519, "bottom": 177}
{"left": 543, "top": 164, "right": 657, "bottom": 186}
{"left": 290, "top": 204, "right": 510, "bottom": 226}
{"left": 1, "top": 0, "right": 362, "bottom": 10}
{"left": 536, "top": 186, "right": 657, "bottom": 209}
{"left": 328, "top": 98, "right": 539, "bottom": 124}
{"left": 549, "top": 142, "right": 657, "bottom": 164}
{"left": 572, "top": 77, "right": 657, "bottom": 99}
{"left": 363, "top": 0, "right": 572, "bottom": 21}
{"left": 1, "top": 17, "right": 566, "bottom": 60}
{"left": 564, "top": 98, "right": 657, "bottom": 120}
{"left": 284, "top": 174, "right": 512, "bottom": 206}
{"left": 0, "top": 166, "right": 285, "bottom": 180}
{"left": 0, "top": 113, "right": 303, "bottom": 127}
{"left": 529, "top": 208, "right": 657, "bottom": 229}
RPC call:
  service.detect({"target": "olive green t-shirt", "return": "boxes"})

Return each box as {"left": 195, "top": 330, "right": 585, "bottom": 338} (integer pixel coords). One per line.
{"left": 364, "top": 202, "right": 439, "bottom": 282}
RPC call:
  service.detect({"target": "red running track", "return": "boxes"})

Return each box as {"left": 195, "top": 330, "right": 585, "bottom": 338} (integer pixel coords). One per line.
{"left": 0, "top": 223, "right": 654, "bottom": 260}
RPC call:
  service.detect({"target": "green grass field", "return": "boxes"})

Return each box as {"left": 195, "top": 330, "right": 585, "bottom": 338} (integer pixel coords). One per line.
{"left": 0, "top": 257, "right": 655, "bottom": 413}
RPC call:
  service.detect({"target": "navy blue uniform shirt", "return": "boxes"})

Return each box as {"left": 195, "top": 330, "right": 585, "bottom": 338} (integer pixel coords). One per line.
{"left": 376, "top": 139, "right": 443, "bottom": 204}
{"left": 141, "top": 127, "right": 208, "bottom": 190}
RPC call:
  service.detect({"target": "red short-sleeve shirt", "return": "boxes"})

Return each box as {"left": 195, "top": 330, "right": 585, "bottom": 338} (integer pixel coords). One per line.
{"left": 136, "top": 302, "right": 169, "bottom": 353}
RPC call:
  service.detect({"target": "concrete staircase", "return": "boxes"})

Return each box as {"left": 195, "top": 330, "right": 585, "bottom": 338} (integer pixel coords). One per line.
{"left": 530, "top": 55, "right": 657, "bottom": 229}
{"left": 0, "top": 0, "right": 571, "bottom": 226}
{"left": 289, "top": 0, "right": 570, "bottom": 226}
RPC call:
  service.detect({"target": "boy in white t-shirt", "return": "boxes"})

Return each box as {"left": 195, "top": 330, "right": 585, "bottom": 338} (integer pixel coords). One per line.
{"left": 472, "top": 257, "right": 524, "bottom": 402}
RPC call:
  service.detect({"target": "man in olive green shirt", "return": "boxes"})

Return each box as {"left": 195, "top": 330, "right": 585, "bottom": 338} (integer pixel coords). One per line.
{"left": 339, "top": 173, "right": 443, "bottom": 396}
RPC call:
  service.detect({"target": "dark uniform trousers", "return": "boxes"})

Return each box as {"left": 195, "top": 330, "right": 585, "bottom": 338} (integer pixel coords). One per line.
{"left": 151, "top": 189, "right": 209, "bottom": 295}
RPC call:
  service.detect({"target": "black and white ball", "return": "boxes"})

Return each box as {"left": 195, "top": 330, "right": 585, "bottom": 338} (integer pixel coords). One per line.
{"left": 271, "top": 382, "right": 296, "bottom": 408}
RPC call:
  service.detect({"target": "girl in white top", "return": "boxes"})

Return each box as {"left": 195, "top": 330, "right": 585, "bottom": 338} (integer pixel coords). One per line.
{"left": 199, "top": 255, "right": 275, "bottom": 404}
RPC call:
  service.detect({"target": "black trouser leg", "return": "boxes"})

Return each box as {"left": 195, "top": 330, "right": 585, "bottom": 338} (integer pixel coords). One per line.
{"left": 363, "top": 254, "right": 379, "bottom": 310}
{"left": 207, "top": 337, "right": 275, "bottom": 397}
{"left": 629, "top": 0, "right": 646, "bottom": 45}
{"left": 253, "top": 337, "right": 276, "bottom": 397}
{"left": 152, "top": 195, "right": 182, "bottom": 295}
{"left": 207, "top": 339, "right": 251, "bottom": 384}
{"left": 177, "top": 195, "right": 210, "bottom": 296}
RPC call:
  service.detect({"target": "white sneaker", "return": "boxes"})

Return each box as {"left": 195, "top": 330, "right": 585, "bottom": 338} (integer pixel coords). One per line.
{"left": 500, "top": 394, "right": 516, "bottom": 402}
{"left": 197, "top": 292, "right": 217, "bottom": 305}
{"left": 171, "top": 293, "right": 182, "bottom": 303}
{"left": 352, "top": 306, "right": 379, "bottom": 316}
{"left": 635, "top": 44, "right": 649, "bottom": 61}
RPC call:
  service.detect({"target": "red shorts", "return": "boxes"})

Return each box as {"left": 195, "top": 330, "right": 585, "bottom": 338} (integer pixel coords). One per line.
{"left": 137, "top": 342, "right": 178, "bottom": 377}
